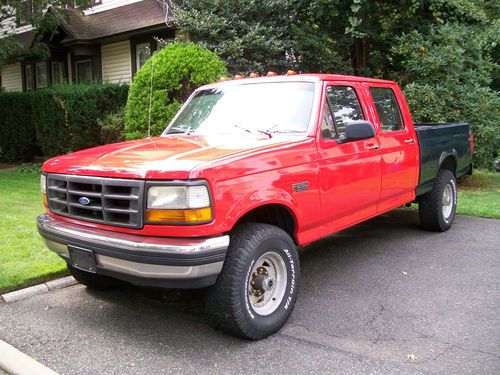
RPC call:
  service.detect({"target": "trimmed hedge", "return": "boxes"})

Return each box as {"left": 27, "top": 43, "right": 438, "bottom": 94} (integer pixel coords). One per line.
{"left": 0, "top": 84, "right": 128, "bottom": 161}
{"left": 0, "top": 92, "right": 38, "bottom": 161}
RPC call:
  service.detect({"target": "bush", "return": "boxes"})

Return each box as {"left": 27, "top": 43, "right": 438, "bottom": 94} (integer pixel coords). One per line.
{"left": 32, "top": 84, "right": 129, "bottom": 156}
{"left": 124, "top": 42, "right": 227, "bottom": 139}
{"left": 98, "top": 109, "right": 125, "bottom": 145}
{"left": 0, "top": 84, "right": 128, "bottom": 161}
{"left": 0, "top": 92, "right": 39, "bottom": 161}
{"left": 394, "top": 23, "right": 499, "bottom": 170}
{"left": 404, "top": 83, "right": 500, "bottom": 170}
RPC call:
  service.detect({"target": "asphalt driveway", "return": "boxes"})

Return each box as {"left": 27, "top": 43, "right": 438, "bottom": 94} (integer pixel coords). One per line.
{"left": 0, "top": 210, "right": 499, "bottom": 374}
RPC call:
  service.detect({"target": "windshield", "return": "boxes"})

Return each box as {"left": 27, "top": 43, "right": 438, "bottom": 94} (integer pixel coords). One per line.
{"left": 163, "top": 82, "right": 316, "bottom": 136}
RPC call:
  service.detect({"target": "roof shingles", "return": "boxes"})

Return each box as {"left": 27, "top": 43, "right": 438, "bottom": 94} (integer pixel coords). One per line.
{"left": 53, "top": 0, "right": 167, "bottom": 42}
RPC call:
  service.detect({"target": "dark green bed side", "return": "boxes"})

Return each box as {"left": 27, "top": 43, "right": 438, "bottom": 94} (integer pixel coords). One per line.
{"left": 415, "top": 123, "right": 472, "bottom": 196}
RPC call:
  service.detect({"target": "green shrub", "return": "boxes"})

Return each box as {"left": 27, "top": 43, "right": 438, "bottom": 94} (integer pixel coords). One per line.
{"left": 0, "top": 84, "right": 128, "bottom": 161}
{"left": 125, "top": 42, "right": 227, "bottom": 139}
{"left": 0, "top": 92, "right": 39, "bottom": 161}
{"left": 393, "top": 23, "right": 499, "bottom": 170}
{"left": 31, "top": 84, "right": 129, "bottom": 156}
{"left": 404, "top": 83, "right": 500, "bottom": 170}
{"left": 98, "top": 109, "right": 125, "bottom": 145}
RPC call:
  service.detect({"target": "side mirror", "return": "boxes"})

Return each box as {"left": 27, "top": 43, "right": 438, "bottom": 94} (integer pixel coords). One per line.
{"left": 337, "top": 121, "right": 375, "bottom": 144}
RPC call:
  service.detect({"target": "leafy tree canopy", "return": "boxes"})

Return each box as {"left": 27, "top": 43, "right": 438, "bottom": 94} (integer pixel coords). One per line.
{"left": 173, "top": 0, "right": 499, "bottom": 169}
{"left": 0, "top": 0, "right": 90, "bottom": 66}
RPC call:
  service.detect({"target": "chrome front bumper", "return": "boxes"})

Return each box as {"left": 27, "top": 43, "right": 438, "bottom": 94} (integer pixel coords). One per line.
{"left": 37, "top": 214, "right": 229, "bottom": 288}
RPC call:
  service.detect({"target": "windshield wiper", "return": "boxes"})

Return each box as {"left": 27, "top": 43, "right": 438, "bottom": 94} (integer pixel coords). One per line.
{"left": 233, "top": 124, "right": 273, "bottom": 138}
{"left": 268, "top": 129, "right": 304, "bottom": 134}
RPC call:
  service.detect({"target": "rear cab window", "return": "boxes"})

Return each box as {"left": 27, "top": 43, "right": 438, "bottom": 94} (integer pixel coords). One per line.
{"left": 369, "top": 87, "right": 405, "bottom": 132}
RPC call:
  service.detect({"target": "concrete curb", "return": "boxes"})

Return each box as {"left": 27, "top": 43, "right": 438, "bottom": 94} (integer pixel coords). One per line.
{"left": 0, "top": 339, "right": 59, "bottom": 375}
{"left": 1, "top": 276, "right": 77, "bottom": 304}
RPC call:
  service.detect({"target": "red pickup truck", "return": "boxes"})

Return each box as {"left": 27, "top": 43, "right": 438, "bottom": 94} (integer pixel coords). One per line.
{"left": 37, "top": 74, "right": 473, "bottom": 340}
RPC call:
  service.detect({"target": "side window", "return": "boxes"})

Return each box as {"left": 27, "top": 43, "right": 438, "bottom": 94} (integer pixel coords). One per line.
{"left": 321, "top": 102, "right": 335, "bottom": 139}
{"left": 325, "top": 86, "right": 364, "bottom": 138}
{"left": 370, "top": 87, "right": 404, "bottom": 132}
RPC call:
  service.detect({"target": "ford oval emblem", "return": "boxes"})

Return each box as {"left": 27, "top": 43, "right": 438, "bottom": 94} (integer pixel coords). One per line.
{"left": 79, "top": 197, "right": 91, "bottom": 205}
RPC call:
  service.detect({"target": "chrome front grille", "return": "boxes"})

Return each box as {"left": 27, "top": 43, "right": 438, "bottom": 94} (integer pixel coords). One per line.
{"left": 46, "top": 174, "right": 145, "bottom": 228}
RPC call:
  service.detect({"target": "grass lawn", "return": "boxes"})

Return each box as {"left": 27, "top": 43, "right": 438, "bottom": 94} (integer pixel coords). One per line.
{"left": 0, "top": 168, "right": 498, "bottom": 293}
{"left": 0, "top": 172, "right": 67, "bottom": 294}
{"left": 456, "top": 170, "right": 500, "bottom": 219}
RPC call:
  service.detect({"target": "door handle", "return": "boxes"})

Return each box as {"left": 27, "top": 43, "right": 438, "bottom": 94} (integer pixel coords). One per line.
{"left": 366, "top": 144, "right": 379, "bottom": 150}
{"left": 404, "top": 138, "right": 415, "bottom": 144}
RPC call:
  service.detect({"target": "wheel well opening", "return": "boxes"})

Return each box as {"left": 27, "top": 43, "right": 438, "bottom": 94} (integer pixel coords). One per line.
{"left": 235, "top": 204, "right": 297, "bottom": 244}
{"left": 440, "top": 156, "right": 457, "bottom": 175}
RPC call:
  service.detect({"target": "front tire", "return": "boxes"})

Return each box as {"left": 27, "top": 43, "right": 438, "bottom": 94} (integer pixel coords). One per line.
{"left": 418, "top": 169, "right": 457, "bottom": 232}
{"left": 206, "top": 223, "right": 300, "bottom": 340}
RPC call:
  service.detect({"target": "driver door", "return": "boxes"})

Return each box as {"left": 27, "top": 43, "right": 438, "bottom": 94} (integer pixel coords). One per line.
{"left": 318, "top": 82, "right": 382, "bottom": 236}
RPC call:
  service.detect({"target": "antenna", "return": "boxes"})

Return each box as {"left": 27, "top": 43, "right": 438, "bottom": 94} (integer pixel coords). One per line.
{"left": 147, "top": 55, "right": 155, "bottom": 138}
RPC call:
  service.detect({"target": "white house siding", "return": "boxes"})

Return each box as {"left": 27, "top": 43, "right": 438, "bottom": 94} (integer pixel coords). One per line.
{"left": 84, "top": 0, "right": 143, "bottom": 15}
{"left": 101, "top": 40, "right": 132, "bottom": 84}
{"left": 1, "top": 63, "right": 23, "bottom": 92}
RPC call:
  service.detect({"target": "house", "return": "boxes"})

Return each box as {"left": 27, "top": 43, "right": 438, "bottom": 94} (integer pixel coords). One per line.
{"left": 0, "top": 0, "right": 176, "bottom": 92}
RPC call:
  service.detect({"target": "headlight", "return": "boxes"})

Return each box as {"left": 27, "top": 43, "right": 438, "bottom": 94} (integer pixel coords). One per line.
{"left": 41, "top": 174, "right": 48, "bottom": 208}
{"left": 40, "top": 174, "right": 47, "bottom": 194}
{"left": 146, "top": 184, "right": 212, "bottom": 224}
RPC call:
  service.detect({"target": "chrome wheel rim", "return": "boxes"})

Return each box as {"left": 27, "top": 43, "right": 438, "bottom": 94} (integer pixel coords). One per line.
{"left": 442, "top": 183, "right": 453, "bottom": 219}
{"left": 248, "top": 251, "right": 287, "bottom": 316}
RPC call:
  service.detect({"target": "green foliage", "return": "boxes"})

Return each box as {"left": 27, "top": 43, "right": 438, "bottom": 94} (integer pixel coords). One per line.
{"left": 124, "top": 42, "right": 227, "bottom": 139}
{"left": 0, "top": 84, "right": 128, "bottom": 161}
{"left": 13, "top": 163, "right": 43, "bottom": 174}
{"left": 0, "top": 0, "right": 91, "bottom": 67}
{"left": 30, "top": 84, "right": 128, "bottom": 156}
{"left": 98, "top": 109, "right": 126, "bottom": 145}
{"left": 173, "top": 1, "right": 297, "bottom": 74}
{"left": 394, "top": 22, "right": 499, "bottom": 169}
{"left": 174, "top": 0, "right": 498, "bottom": 169}
{"left": 0, "top": 92, "right": 39, "bottom": 161}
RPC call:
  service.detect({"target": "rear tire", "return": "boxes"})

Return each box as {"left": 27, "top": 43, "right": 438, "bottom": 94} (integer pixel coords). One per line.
{"left": 206, "top": 223, "right": 300, "bottom": 340}
{"left": 69, "top": 265, "right": 123, "bottom": 290}
{"left": 418, "top": 169, "right": 457, "bottom": 232}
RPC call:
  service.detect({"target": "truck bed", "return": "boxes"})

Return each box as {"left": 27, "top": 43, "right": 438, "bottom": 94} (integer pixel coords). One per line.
{"left": 415, "top": 122, "right": 472, "bottom": 196}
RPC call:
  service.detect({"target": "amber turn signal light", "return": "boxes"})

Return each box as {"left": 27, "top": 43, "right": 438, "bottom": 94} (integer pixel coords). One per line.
{"left": 146, "top": 207, "right": 212, "bottom": 224}
{"left": 42, "top": 193, "right": 49, "bottom": 209}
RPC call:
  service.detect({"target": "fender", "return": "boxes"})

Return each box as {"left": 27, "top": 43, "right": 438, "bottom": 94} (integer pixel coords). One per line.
{"left": 225, "top": 188, "right": 299, "bottom": 232}
{"left": 438, "top": 149, "right": 458, "bottom": 172}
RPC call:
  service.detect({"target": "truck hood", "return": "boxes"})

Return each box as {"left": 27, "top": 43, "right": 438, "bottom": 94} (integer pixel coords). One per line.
{"left": 42, "top": 134, "right": 302, "bottom": 179}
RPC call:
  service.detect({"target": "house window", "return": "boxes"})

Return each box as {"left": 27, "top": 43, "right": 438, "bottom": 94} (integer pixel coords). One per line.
{"left": 51, "top": 62, "right": 64, "bottom": 85}
{"left": 76, "top": 60, "right": 93, "bottom": 83}
{"left": 136, "top": 42, "right": 151, "bottom": 71}
{"left": 36, "top": 62, "right": 48, "bottom": 89}
{"left": 25, "top": 65, "right": 34, "bottom": 91}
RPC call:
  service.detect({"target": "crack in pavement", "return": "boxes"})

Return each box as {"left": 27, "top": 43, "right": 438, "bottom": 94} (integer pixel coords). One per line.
{"left": 412, "top": 330, "right": 500, "bottom": 361}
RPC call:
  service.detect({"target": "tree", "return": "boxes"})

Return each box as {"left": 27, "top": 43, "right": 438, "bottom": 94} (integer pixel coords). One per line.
{"left": 0, "top": 0, "right": 90, "bottom": 67}
{"left": 173, "top": 0, "right": 499, "bottom": 169}
{"left": 172, "top": 0, "right": 299, "bottom": 74}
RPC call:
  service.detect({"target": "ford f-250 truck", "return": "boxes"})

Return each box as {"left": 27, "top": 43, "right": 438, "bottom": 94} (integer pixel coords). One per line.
{"left": 37, "top": 74, "right": 473, "bottom": 340}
